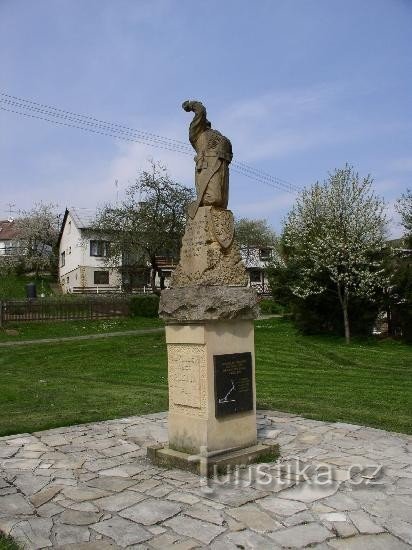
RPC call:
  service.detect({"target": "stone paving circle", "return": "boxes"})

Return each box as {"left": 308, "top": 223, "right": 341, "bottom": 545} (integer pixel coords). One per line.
{"left": 1, "top": 411, "right": 411, "bottom": 548}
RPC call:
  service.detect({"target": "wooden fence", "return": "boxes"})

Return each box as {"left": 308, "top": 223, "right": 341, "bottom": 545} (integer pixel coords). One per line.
{"left": 0, "top": 297, "right": 131, "bottom": 324}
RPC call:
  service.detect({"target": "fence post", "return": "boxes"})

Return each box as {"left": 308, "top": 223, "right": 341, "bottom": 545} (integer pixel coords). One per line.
{"left": 0, "top": 301, "right": 3, "bottom": 327}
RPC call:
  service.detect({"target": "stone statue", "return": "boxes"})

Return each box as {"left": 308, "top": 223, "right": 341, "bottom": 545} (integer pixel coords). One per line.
{"left": 182, "top": 101, "right": 233, "bottom": 218}
{"left": 167, "top": 100, "right": 247, "bottom": 289}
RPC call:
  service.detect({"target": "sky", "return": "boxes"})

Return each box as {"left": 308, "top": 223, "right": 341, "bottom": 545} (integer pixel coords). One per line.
{"left": 0, "top": 0, "right": 411, "bottom": 236}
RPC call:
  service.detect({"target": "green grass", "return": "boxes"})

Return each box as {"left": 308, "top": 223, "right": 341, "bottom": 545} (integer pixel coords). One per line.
{"left": 0, "top": 274, "right": 54, "bottom": 299}
{"left": 0, "top": 318, "right": 410, "bottom": 437}
{"left": 0, "top": 533, "right": 20, "bottom": 550}
{"left": 255, "top": 319, "right": 412, "bottom": 433}
{"left": 0, "top": 317, "right": 163, "bottom": 342}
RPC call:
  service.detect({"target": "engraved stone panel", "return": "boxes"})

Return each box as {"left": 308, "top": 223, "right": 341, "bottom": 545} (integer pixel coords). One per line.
{"left": 214, "top": 352, "right": 254, "bottom": 417}
{"left": 168, "top": 344, "right": 207, "bottom": 417}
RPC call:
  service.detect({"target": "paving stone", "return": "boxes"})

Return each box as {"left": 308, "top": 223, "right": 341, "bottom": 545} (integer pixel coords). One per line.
{"left": 322, "top": 492, "right": 359, "bottom": 510}
{"left": 90, "top": 516, "right": 151, "bottom": 546}
{"left": 145, "top": 483, "right": 175, "bottom": 497}
{"left": 0, "top": 486, "right": 17, "bottom": 496}
{"left": 193, "top": 485, "right": 267, "bottom": 507}
{"left": 62, "top": 486, "right": 111, "bottom": 502}
{"left": 167, "top": 539, "right": 200, "bottom": 550}
{"left": 319, "top": 512, "right": 347, "bottom": 522}
{"left": 384, "top": 518, "right": 412, "bottom": 545}
{"left": 268, "top": 522, "right": 333, "bottom": 547}
{"left": 0, "top": 517, "right": 24, "bottom": 536}
{"left": 11, "top": 517, "right": 53, "bottom": 548}
{"left": 41, "top": 435, "right": 68, "bottom": 447}
{"left": 2, "top": 410, "right": 411, "bottom": 549}
{"left": 328, "top": 533, "right": 411, "bottom": 549}
{"left": 37, "top": 501, "right": 65, "bottom": 517}
{"left": 86, "top": 476, "right": 137, "bottom": 492}
{"left": 184, "top": 503, "right": 224, "bottom": 525}
{"left": 331, "top": 520, "right": 359, "bottom": 538}
{"left": 349, "top": 510, "right": 385, "bottom": 534}
{"left": 54, "top": 524, "right": 91, "bottom": 546}
{"left": 148, "top": 532, "right": 180, "bottom": 548}
{"left": 165, "top": 514, "right": 226, "bottom": 544}
{"left": 100, "top": 443, "right": 139, "bottom": 457}
{"left": 30, "top": 484, "right": 63, "bottom": 507}
{"left": 93, "top": 490, "right": 146, "bottom": 512}
{"left": 1, "top": 458, "right": 40, "bottom": 470}
{"left": 0, "top": 493, "right": 34, "bottom": 515}
{"left": 0, "top": 447, "right": 18, "bottom": 458}
{"left": 120, "top": 497, "right": 181, "bottom": 525}
{"left": 98, "top": 464, "right": 144, "bottom": 477}
{"left": 54, "top": 543, "right": 118, "bottom": 549}
{"left": 277, "top": 480, "right": 340, "bottom": 502}
{"left": 60, "top": 509, "right": 103, "bottom": 525}
{"left": 283, "top": 510, "right": 315, "bottom": 527}
{"left": 258, "top": 495, "right": 307, "bottom": 516}
{"left": 58, "top": 499, "right": 100, "bottom": 512}
{"left": 129, "top": 478, "right": 161, "bottom": 492}
{"left": 147, "top": 525, "right": 166, "bottom": 535}
{"left": 212, "top": 529, "right": 276, "bottom": 549}
{"left": 226, "top": 503, "right": 282, "bottom": 532}
{"left": 166, "top": 490, "right": 200, "bottom": 504}
{"left": 362, "top": 494, "right": 412, "bottom": 523}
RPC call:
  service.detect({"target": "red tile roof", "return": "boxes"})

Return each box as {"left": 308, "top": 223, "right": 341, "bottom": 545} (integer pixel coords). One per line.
{"left": 0, "top": 219, "right": 19, "bottom": 240}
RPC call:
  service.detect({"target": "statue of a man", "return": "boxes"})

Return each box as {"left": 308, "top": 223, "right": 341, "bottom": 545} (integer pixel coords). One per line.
{"left": 182, "top": 100, "right": 233, "bottom": 217}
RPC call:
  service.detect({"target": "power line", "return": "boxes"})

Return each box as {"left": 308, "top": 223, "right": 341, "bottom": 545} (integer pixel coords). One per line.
{"left": 0, "top": 91, "right": 300, "bottom": 194}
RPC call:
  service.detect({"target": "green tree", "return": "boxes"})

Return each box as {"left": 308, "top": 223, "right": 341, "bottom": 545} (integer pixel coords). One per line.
{"left": 94, "top": 161, "right": 194, "bottom": 294}
{"left": 274, "top": 165, "right": 387, "bottom": 343}
{"left": 235, "top": 218, "right": 277, "bottom": 262}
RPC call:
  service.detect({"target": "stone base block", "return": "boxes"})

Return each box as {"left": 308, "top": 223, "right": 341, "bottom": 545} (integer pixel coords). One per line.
{"left": 147, "top": 442, "right": 279, "bottom": 477}
{"left": 159, "top": 285, "right": 258, "bottom": 322}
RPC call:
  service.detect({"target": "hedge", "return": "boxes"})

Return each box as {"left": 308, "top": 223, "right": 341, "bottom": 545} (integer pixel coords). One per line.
{"left": 129, "top": 294, "right": 160, "bottom": 318}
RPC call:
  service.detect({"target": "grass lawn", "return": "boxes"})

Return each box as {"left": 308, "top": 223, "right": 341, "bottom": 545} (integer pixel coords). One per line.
{"left": 0, "top": 317, "right": 164, "bottom": 342}
{"left": 0, "top": 274, "right": 54, "bottom": 300}
{"left": 0, "top": 533, "right": 20, "bottom": 550}
{"left": 0, "top": 318, "right": 410, "bottom": 437}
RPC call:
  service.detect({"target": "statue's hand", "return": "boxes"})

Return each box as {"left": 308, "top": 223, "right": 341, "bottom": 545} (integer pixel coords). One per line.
{"left": 182, "top": 100, "right": 192, "bottom": 112}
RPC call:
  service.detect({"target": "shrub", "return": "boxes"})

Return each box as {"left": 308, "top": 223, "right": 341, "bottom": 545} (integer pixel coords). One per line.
{"left": 259, "top": 299, "right": 283, "bottom": 315}
{"left": 130, "top": 294, "right": 160, "bottom": 318}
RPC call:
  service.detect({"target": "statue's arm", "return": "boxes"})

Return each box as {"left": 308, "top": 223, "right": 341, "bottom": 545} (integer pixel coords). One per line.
{"left": 182, "top": 100, "right": 208, "bottom": 148}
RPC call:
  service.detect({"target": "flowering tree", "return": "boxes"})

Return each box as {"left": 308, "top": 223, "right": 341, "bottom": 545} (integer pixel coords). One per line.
{"left": 282, "top": 165, "right": 387, "bottom": 343}
{"left": 15, "top": 203, "right": 60, "bottom": 277}
{"left": 396, "top": 188, "right": 412, "bottom": 246}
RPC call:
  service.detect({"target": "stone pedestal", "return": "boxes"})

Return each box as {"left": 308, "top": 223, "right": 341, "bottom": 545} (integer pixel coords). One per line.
{"left": 165, "top": 318, "right": 257, "bottom": 454}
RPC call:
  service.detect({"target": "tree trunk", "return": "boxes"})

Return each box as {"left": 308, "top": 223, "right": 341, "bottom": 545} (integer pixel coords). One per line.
{"left": 337, "top": 282, "right": 351, "bottom": 344}
{"left": 342, "top": 298, "right": 350, "bottom": 344}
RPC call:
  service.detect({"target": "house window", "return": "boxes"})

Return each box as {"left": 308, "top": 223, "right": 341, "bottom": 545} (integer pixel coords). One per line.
{"left": 259, "top": 248, "right": 272, "bottom": 261}
{"left": 90, "top": 240, "right": 109, "bottom": 257}
{"left": 249, "top": 269, "right": 262, "bottom": 283}
{"left": 94, "top": 271, "right": 109, "bottom": 285}
{"left": 61, "top": 251, "right": 65, "bottom": 267}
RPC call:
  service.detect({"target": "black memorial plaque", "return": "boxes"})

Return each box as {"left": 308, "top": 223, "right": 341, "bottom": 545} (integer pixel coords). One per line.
{"left": 214, "top": 352, "right": 254, "bottom": 418}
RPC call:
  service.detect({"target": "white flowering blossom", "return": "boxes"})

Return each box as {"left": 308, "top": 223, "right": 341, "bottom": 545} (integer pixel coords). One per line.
{"left": 283, "top": 165, "right": 388, "bottom": 342}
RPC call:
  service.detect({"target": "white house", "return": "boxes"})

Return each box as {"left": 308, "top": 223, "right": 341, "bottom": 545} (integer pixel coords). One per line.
{"left": 58, "top": 208, "right": 121, "bottom": 293}
{"left": 240, "top": 246, "right": 274, "bottom": 295}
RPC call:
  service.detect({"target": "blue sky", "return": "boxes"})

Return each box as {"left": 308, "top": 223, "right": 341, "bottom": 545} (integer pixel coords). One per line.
{"left": 0, "top": 0, "right": 411, "bottom": 236}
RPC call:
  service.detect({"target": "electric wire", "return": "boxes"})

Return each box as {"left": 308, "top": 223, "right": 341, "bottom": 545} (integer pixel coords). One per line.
{"left": 0, "top": 91, "right": 299, "bottom": 194}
